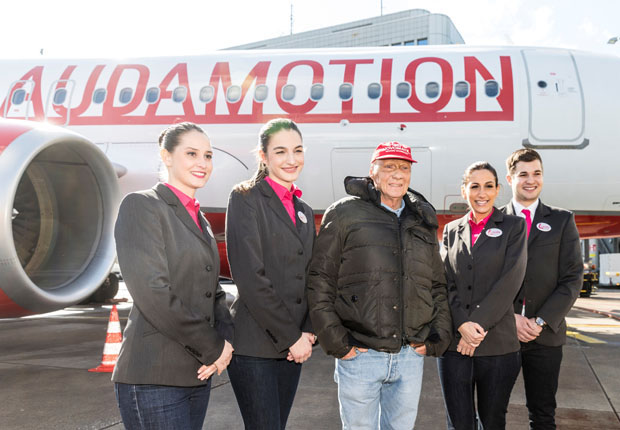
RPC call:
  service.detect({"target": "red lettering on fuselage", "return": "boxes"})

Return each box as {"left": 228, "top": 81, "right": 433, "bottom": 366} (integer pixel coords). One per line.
{"left": 206, "top": 61, "right": 271, "bottom": 119}
{"left": 276, "top": 60, "right": 324, "bottom": 117}
{"left": 329, "top": 59, "right": 374, "bottom": 114}
{"left": 102, "top": 64, "right": 150, "bottom": 122}
{"left": 0, "top": 66, "right": 45, "bottom": 120}
{"left": 0, "top": 55, "right": 514, "bottom": 125}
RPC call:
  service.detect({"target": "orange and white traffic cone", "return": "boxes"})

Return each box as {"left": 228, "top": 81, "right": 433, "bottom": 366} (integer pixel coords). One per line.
{"left": 89, "top": 304, "right": 122, "bottom": 373}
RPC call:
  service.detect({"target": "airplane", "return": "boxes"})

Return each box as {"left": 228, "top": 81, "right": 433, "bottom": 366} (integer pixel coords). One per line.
{"left": 1, "top": 45, "right": 619, "bottom": 318}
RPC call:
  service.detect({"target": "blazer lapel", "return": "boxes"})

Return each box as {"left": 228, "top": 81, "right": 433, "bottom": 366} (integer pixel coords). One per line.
{"left": 504, "top": 202, "right": 516, "bottom": 216}
{"left": 457, "top": 215, "right": 472, "bottom": 256}
{"left": 528, "top": 202, "right": 550, "bottom": 246}
{"left": 294, "top": 197, "right": 310, "bottom": 239}
{"left": 259, "top": 181, "right": 303, "bottom": 243}
{"left": 154, "top": 183, "right": 210, "bottom": 245}
{"left": 472, "top": 208, "right": 503, "bottom": 252}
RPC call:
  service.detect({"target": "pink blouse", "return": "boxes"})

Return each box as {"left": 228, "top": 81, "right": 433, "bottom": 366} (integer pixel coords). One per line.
{"left": 264, "top": 177, "right": 302, "bottom": 225}
{"left": 164, "top": 183, "right": 203, "bottom": 232}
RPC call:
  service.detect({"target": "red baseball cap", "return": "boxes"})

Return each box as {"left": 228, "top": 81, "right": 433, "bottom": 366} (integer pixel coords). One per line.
{"left": 371, "top": 141, "right": 417, "bottom": 163}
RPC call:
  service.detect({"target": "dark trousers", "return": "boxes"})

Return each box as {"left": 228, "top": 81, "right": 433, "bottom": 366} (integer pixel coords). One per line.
{"left": 438, "top": 350, "right": 521, "bottom": 430}
{"left": 520, "top": 342, "right": 563, "bottom": 430}
{"left": 227, "top": 354, "right": 302, "bottom": 430}
{"left": 115, "top": 381, "right": 211, "bottom": 430}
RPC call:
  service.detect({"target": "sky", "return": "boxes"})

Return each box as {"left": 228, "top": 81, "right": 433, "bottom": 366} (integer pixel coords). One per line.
{"left": 1, "top": 0, "right": 619, "bottom": 59}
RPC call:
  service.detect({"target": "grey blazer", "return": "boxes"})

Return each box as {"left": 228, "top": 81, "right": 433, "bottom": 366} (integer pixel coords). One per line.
{"left": 501, "top": 201, "right": 583, "bottom": 346}
{"left": 441, "top": 209, "right": 527, "bottom": 356}
{"left": 112, "top": 183, "right": 232, "bottom": 387}
{"left": 225, "top": 180, "right": 315, "bottom": 358}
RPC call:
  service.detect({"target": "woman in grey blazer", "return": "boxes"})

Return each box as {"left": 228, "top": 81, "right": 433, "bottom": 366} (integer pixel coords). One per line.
{"left": 439, "top": 162, "right": 527, "bottom": 430}
{"left": 225, "top": 118, "right": 316, "bottom": 430}
{"left": 113, "top": 123, "right": 234, "bottom": 430}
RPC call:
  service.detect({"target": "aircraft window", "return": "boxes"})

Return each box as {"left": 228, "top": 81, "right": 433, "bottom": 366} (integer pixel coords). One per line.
{"left": 537, "top": 80, "right": 547, "bottom": 89}
{"left": 339, "top": 83, "right": 353, "bottom": 101}
{"left": 227, "top": 85, "right": 241, "bottom": 103}
{"left": 485, "top": 80, "right": 499, "bottom": 98}
{"left": 172, "top": 86, "right": 187, "bottom": 103}
{"left": 425, "top": 82, "right": 440, "bottom": 98}
{"left": 454, "top": 81, "right": 470, "bottom": 98}
{"left": 396, "top": 82, "right": 411, "bottom": 99}
{"left": 391, "top": 42, "right": 402, "bottom": 46}
{"left": 418, "top": 38, "right": 428, "bottom": 45}
{"left": 282, "top": 84, "right": 296, "bottom": 101}
{"left": 92, "top": 88, "right": 106, "bottom": 104}
{"left": 404, "top": 40, "right": 415, "bottom": 46}
{"left": 119, "top": 88, "right": 133, "bottom": 104}
{"left": 145, "top": 87, "right": 160, "bottom": 104}
{"left": 310, "top": 84, "right": 324, "bottom": 101}
{"left": 254, "top": 85, "right": 268, "bottom": 102}
{"left": 367, "top": 83, "right": 382, "bottom": 99}
{"left": 12, "top": 89, "right": 26, "bottom": 105}
{"left": 199, "top": 86, "right": 215, "bottom": 103}
{"left": 53, "top": 88, "right": 67, "bottom": 105}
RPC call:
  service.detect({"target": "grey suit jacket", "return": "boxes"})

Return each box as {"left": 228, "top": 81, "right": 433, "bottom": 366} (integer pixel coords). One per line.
{"left": 225, "top": 180, "right": 315, "bottom": 358}
{"left": 112, "top": 183, "right": 232, "bottom": 386}
{"left": 441, "top": 209, "right": 527, "bottom": 356}
{"left": 501, "top": 201, "right": 583, "bottom": 346}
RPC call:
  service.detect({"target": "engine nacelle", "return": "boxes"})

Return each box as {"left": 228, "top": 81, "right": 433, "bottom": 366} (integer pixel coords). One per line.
{"left": 0, "top": 119, "right": 119, "bottom": 317}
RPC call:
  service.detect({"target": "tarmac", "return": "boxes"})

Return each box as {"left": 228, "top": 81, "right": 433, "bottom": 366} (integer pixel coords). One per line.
{"left": 1, "top": 287, "right": 619, "bottom": 429}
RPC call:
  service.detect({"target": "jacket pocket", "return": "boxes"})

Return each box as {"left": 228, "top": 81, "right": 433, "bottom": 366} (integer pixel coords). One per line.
{"left": 335, "top": 282, "right": 378, "bottom": 337}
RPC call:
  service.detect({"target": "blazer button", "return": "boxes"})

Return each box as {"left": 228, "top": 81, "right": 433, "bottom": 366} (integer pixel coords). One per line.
{"left": 298, "top": 249, "right": 304, "bottom": 255}
{"left": 351, "top": 295, "right": 358, "bottom": 302}
{"left": 466, "top": 304, "right": 470, "bottom": 309}
{"left": 205, "top": 291, "right": 212, "bottom": 298}
{"left": 467, "top": 264, "right": 472, "bottom": 270}
{"left": 205, "top": 265, "right": 212, "bottom": 272}
{"left": 296, "top": 298, "right": 302, "bottom": 304}
{"left": 296, "top": 274, "right": 303, "bottom": 280}
{"left": 205, "top": 316, "right": 211, "bottom": 322}
{"left": 467, "top": 285, "right": 472, "bottom": 290}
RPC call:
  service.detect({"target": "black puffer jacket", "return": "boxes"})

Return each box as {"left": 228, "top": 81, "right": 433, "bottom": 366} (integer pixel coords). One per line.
{"left": 307, "top": 177, "right": 452, "bottom": 358}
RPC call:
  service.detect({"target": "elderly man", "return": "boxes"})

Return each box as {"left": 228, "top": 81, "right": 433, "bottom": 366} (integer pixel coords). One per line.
{"left": 307, "top": 141, "right": 452, "bottom": 429}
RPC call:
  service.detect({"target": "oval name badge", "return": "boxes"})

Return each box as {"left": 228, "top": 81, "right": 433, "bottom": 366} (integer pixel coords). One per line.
{"left": 298, "top": 211, "right": 308, "bottom": 224}
{"left": 537, "top": 222, "right": 552, "bottom": 232}
{"left": 486, "top": 228, "right": 503, "bottom": 238}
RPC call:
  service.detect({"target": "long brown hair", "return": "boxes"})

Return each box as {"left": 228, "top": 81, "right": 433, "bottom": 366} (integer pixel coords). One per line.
{"left": 234, "top": 118, "right": 302, "bottom": 193}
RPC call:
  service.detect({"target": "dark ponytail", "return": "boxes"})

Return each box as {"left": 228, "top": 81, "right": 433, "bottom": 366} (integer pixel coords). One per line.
{"left": 235, "top": 118, "right": 302, "bottom": 193}
{"left": 159, "top": 122, "right": 208, "bottom": 153}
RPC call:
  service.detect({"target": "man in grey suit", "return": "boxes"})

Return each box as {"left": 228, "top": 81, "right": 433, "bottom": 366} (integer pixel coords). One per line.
{"left": 501, "top": 148, "right": 583, "bottom": 430}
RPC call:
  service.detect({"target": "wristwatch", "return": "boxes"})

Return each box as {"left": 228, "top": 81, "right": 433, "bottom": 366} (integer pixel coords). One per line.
{"left": 535, "top": 317, "right": 547, "bottom": 327}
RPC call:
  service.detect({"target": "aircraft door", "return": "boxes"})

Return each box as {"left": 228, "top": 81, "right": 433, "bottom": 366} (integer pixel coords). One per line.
{"left": 3, "top": 80, "right": 35, "bottom": 119}
{"left": 44, "top": 80, "right": 75, "bottom": 125}
{"left": 521, "top": 49, "right": 587, "bottom": 149}
{"left": 330, "top": 147, "right": 431, "bottom": 202}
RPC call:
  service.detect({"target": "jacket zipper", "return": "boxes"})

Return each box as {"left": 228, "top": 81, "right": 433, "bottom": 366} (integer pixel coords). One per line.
{"left": 395, "top": 213, "right": 405, "bottom": 347}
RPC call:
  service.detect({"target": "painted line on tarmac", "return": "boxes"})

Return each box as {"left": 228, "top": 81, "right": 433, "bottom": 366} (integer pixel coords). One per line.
{"left": 566, "top": 330, "right": 606, "bottom": 344}
{"left": 568, "top": 324, "right": 620, "bottom": 328}
{"left": 573, "top": 306, "right": 620, "bottom": 322}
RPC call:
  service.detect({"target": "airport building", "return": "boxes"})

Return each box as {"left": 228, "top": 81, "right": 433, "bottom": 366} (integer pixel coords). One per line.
{"left": 226, "top": 8, "right": 464, "bottom": 50}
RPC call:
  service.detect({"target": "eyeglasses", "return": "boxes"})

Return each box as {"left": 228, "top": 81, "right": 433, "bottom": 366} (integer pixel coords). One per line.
{"left": 379, "top": 162, "right": 411, "bottom": 174}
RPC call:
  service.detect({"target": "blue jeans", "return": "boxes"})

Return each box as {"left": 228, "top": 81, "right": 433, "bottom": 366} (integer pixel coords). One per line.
{"left": 227, "top": 354, "right": 302, "bottom": 430}
{"left": 114, "top": 381, "right": 211, "bottom": 430}
{"left": 334, "top": 345, "right": 424, "bottom": 430}
{"left": 437, "top": 350, "right": 521, "bottom": 430}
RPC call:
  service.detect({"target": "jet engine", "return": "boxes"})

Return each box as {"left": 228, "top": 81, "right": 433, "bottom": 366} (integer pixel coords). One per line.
{"left": 0, "top": 119, "right": 119, "bottom": 317}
